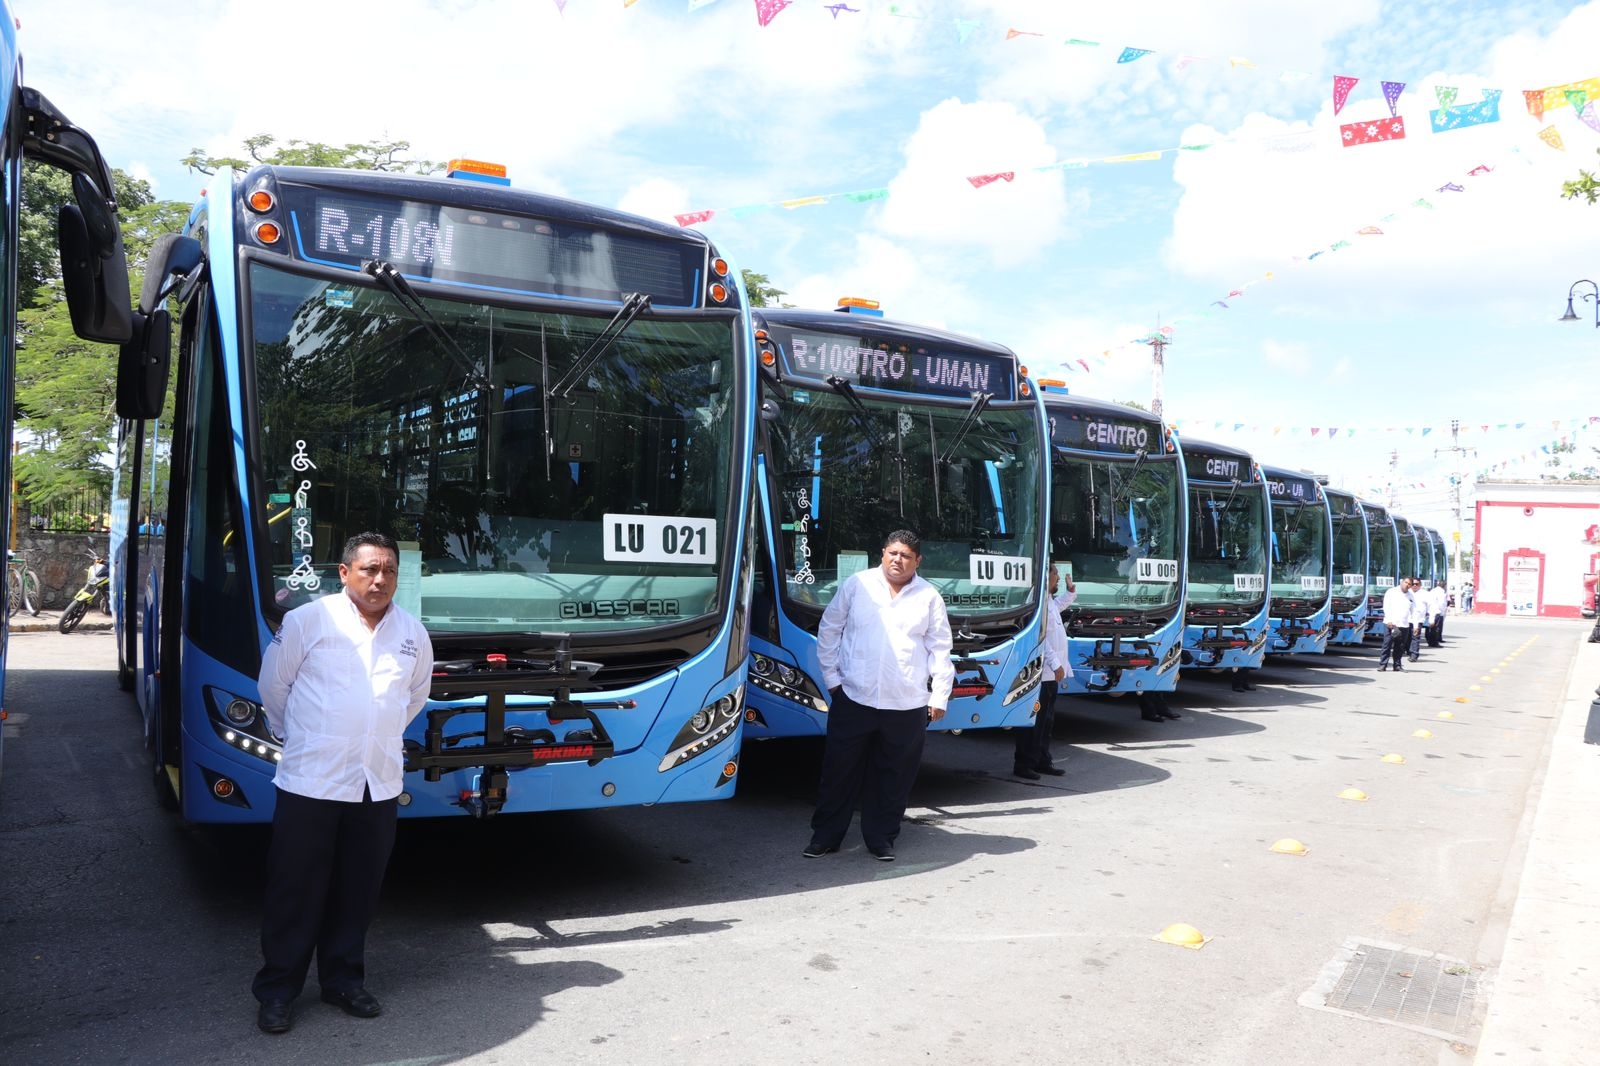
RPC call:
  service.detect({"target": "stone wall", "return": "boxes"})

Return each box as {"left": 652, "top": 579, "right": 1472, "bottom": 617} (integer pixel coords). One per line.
{"left": 10, "top": 532, "right": 112, "bottom": 612}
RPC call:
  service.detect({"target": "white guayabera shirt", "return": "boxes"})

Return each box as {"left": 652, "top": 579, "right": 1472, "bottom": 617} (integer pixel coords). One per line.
{"left": 259, "top": 592, "right": 434, "bottom": 802}
{"left": 818, "top": 567, "right": 955, "bottom": 712}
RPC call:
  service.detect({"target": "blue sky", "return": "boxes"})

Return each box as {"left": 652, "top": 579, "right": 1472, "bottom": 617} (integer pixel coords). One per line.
{"left": 20, "top": 0, "right": 1600, "bottom": 540}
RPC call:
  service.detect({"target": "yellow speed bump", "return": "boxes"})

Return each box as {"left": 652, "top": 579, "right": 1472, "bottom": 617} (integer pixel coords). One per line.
{"left": 1381, "top": 753, "right": 1406, "bottom": 764}
{"left": 1469, "top": 685, "right": 1482, "bottom": 692}
{"left": 1412, "top": 729, "right": 1434, "bottom": 739}
{"left": 1153, "top": 923, "right": 1210, "bottom": 949}
{"left": 1454, "top": 696, "right": 1471, "bottom": 704}
{"left": 1479, "top": 675, "right": 1493, "bottom": 682}
{"left": 1338, "top": 788, "right": 1369, "bottom": 801}
{"left": 1490, "top": 667, "right": 1502, "bottom": 674}
{"left": 1436, "top": 711, "right": 1454, "bottom": 720}
{"left": 1270, "top": 838, "right": 1308, "bottom": 855}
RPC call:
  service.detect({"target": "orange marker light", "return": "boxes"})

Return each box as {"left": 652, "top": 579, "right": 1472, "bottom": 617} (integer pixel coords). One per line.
{"left": 247, "top": 190, "right": 275, "bottom": 212}
{"left": 447, "top": 158, "right": 508, "bottom": 179}
{"left": 254, "top": 221, "right": 281, "bottom": 245}
{"left": 1037, "top": 378, "right": 1066, "bottom": 388}
{"left": 709, "top": 283, "right": 728, "bottom": 303}
{"left": 836, "top": 296, "right": 880, "bottom": 311}
{"left": 711, "top": 258, "right": 729, "bottom": 277}
{"left": 760, "top": 349, "right": 776, "bottom": 367}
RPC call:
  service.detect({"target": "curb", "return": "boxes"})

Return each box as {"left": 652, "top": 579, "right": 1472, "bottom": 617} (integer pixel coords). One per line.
{"left": 7, "top": 610, "right": 114, "bottom": 634}
{"left": 1473, "top": 631, "right": 1600, "bottom": 1062}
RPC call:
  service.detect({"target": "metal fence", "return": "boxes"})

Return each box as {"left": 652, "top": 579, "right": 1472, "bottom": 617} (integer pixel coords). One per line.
{"left": 21, "top": 492, "right": 112, "bottom": 534}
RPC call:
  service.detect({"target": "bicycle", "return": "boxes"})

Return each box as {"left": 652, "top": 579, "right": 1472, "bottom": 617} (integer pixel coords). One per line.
{"left": 7, "top": 549, "right": 41, "bottom": 618}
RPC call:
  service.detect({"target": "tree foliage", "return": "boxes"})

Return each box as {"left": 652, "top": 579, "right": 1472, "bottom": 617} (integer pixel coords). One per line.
{"left": 741, "top": 269, "right": 789, "bottom": 309}
{"left": 182, "top": 135, "right": 442, "bottom": 176}
{"left": 1562, "top": 149, "right": 1600, "bottom": 204}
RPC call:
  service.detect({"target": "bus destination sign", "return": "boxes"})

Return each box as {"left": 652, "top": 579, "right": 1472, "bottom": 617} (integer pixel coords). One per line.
{"left": 1183, "top": 446, "right": 1251, "bottom": 484}
{"left": 775, "top": 328, "right": 1015, "bottom": 400}
{"left": 1265, "top": 472, "right": 1319, "bottom": 503}
{"left": 286, "top": 187, "right": 703, "bottom": 307}
{"left": 1048, "top": 411, "right": 1159, "bottom": 454}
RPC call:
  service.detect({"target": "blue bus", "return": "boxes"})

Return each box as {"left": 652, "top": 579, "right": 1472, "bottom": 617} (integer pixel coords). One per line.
{"left": 1179, "top": 438, "right": 1270, "bottom": 673}
{"left": 746, "top": 302, "right": 1049, "bottom": 737}
{"left": 1323, "top": 488, "right": 1371, "bottom": 646}
{"left": 1361, "top": 500, "right": 1400, "bottom": 640}
{"left": 1395, "top": 516, "right": 1421, "bottom": 584}
{"left": 0, "top": 8, "right": 133, "bottom": 781}
{"left": 1038, "top": 387, "right": 1187, "bottom": 697}
{"left": 1262, "top": 466, "right": 1333, "bottom": 656}
{"left": 111, "top": 162, "right": 756, "bottom": 821}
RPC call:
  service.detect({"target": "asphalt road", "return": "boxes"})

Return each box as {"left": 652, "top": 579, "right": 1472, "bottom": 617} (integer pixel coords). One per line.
{"left": 0, "top": 616, "right": 1578, "bottom": 1065}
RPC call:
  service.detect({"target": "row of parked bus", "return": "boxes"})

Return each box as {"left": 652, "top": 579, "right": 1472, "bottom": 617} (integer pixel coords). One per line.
{"left": 93, "top": 160, "right": 1451, "bottom": 825}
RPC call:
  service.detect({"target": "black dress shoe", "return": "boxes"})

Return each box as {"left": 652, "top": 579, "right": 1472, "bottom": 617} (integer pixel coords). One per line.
{"left": 802, "top": 840, "right": 839, "bottom": 858}
{"left": 1141, "top": 710, "right": 1166, "bottom": 722}
{"left": 1159, "top": 710, "right": 1182, "bottom": 720}
{"left": 321, "top": 987, "right": 382, "bottom": 1018}
{"left": 1013, "top": 765, "right": 1041, "bottom": 780}
{"left": 1035, "top": 764, "right": 1066, "bottom": 777}
{"left": 257, "top": 999, "right": 293, "bottom": 1034}
{"left": 868, "top": 845, "right": 895, "bottom": 862}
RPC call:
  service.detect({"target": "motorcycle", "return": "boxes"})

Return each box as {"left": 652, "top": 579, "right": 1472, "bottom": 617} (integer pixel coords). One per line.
{"left": 59, "top": 548, "right": 110, "bottom": 634}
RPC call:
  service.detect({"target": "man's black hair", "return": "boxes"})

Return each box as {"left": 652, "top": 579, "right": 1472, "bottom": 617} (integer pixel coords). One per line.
{"left": 884, "top": 529, "right": 922, "bottom": 554}
{"left": 342, "top": 531, "right": 399, "bottom": 566}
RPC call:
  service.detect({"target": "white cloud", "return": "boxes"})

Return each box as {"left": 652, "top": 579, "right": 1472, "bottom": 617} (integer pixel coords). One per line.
{"left": 875, "top": 98, "right": 1069, "bottom": 265}
{"left": 1261, "top": 338, "right": 1313, "bottom": 375}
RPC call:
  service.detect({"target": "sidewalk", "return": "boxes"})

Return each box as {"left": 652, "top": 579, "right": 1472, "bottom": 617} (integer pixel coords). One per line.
{"left": 6, "top": 608, "right": 113, "bottom": 634}
{"left": 1474, "top": 629, "right": 1600, "bottom": 1062}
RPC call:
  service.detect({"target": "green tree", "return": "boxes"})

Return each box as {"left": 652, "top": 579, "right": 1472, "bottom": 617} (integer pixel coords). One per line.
{"left": 1563, "top": 149, "right": 1599, "bottom": 204}
{"left": 182, "top": 135, "right": 441, "bottom": 176}
{"left": 742, "top": 269, "right": 789, "bottom": 308}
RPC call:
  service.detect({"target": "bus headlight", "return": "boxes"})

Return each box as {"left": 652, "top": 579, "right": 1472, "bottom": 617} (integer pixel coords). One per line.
{"left": 749, "top": 653, "right": 828, "bottom": 713}
{"left": 205, "top": 686, "right": 282, "bottom": 765}
{"left": 659, "top": 681, "right": 745, "bottom": 772}
{"left": 1002, "top": 655, "right": 1043, "bottom": 706}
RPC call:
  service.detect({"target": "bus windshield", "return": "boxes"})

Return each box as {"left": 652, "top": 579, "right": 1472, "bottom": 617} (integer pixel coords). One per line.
{"left": 1270, "top": 499, "right": 1328, "bottom": 604}
{"left": 765, "top": 389, "right": 1040, "bottom": 615}
{"left": 247, "top": 261, "right": 739, "bottom": 634}
{"left": 1187, "top": 483, "right": 1267, "bottom": 607}
{"left": 1368, "top": 520, "right": 1397, "bottom": 584}
{"left": 1330, "top": 510, "right": 1367, "bottom": 603}
{"left": 1050, "top": 453, "right": 1183, "bottom": 611}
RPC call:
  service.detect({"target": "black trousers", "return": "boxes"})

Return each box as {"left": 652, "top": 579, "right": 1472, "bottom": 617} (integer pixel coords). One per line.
{"left": 1408, "top": 624, "right": 1423, "bottom": 659}
{"left": 1379, "top": 625, "right": 1411, "bottom": 668}
{"left": 810, "top": 691, "right": 928, "bottom": 851}
{"left": 253, "top": 786, "right": 399, "bottom": 1003}
{"left": 1014, "top": 679, "right": 1059, "bottom": 769}
{"left": 1427, "top": 616, "right": 1444, "bottom": 646}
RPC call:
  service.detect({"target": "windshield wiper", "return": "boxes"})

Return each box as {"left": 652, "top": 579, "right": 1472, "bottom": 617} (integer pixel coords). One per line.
{"left": 363, "top": 260, "right": 491, "bottom": 392}
{"left": 824, "top": 375, "right": 890, "bottom": 448}
{"left": 938, "top": 391, "right": 992, "bottom": 464}
{"left": 551, "top": 292, "right": 651, "bottom": 399}
{"left": 1112, "top": 447, "right": 1148, "bottom": 507}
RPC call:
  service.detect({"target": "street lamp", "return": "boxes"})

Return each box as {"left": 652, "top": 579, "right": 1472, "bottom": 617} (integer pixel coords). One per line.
{"left": 1560, "top": 278, "right": 1599, "bottom": 326}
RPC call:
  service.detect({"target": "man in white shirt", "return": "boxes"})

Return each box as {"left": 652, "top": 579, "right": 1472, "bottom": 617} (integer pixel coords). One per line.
{"left": 1378, "top": 578, "right": 1413, "bottom": 672}
{"left": 1015, "top": 563, "right": 1076, "bottom": 779}
{"left": 252, "top": 532, "right": 433, "bottom": 1034}
{"left": 1407, "top": 576, "right": 1430, "bottom": 661}
{"left": 805, "top": 530, "right": 954, "bottom": 862}
{"left": 1425, "top": 580, "right": 1449, "bottom": 646}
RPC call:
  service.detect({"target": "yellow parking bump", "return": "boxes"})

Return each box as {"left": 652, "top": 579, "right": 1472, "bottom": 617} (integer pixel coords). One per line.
{"left": 1338, "top": 788, "right": 1369, "bottom": 801}
{"left": 1270, "top": 838, "right": 1308, "bottom": 856}
{"left": 1153, "top": 923, "right": 1210, "bottom": 949}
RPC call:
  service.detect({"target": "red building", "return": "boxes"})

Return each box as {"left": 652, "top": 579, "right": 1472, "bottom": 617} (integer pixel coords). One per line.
{"left": 1472, "top": 479, "right": 1600, "bottom": 618}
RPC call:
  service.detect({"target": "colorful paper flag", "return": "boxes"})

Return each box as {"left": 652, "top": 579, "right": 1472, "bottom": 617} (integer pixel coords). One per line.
{"left": 1467, "top": 164, "right": 1493, "bottom": 176}
{"left": 1064, "top": 38, "right": 1099, "bottom": 47}
{"left": 1435, "top": 86, "right": 1458, "bottom": 109}
{"left": 1437, "top": 182, "right": 1464, "bottom": 192}
{"left": 674, "top": 210, "right": 715, "bottom": 227}
{"left": 1524, "top": 89, "right": 1546, "bottom": 120}
{"left": 1358, "top": 226, "right": 1383, "bottom": 235}
{"left": 1566, "top": 90, "right": 1589, "bottom": 113}
{"left": 1382, "top": 81, "right": 1406, "bottom": 116}
{"left": 1582, "top": 102, "right": 1600, "bottom": 134}
{"left": 1429, "top": 89, "right": 1502, "bottom": 133}
{"left": 954, "top": 18, "right": 978, "bottom": 41}
{"left": 781, "top": 195, "right": 826, "bottom": 209}
{"left": 1341, "top": 117, "right": 1406, "bottom": 146}
{"left": 1229, "top": 57, "right": 1257, "bottom": 69}
{"left": 967, "top": 172, "right": 1015, "bottom": 188}
{"left": 1538, "top": 126, "right": 1566, "bottom": 150}
{"left": 1118, "top": 47, "right": 1153, "bottom": 63}
{"left": 1105, "top": 151, "right": 1161, "bottom": 163}
{"left": 754, "top": 0, "right": 789, "bottom": 27}
{"left": 1006, "top": 28, "right": 1042, "bottom": 40}
{"left": 1333, "top": 75, "right": 1359, "bottom": 115}
{"left": 1530, "top": 76, "right": 1600, "bottom": 115}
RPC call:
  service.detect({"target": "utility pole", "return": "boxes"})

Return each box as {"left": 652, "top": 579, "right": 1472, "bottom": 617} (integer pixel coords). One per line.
{"left": 1434, "top": 418, "right": 1476, "bottom": 571}
{"left": 1144, "top": 329, "right": 1169, "bottom": 418}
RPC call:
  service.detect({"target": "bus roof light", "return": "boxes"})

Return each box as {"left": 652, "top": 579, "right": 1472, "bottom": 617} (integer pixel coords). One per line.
{"left": 835, "top": 297, "right": 883, "bottom": 317}
{"left": 447, "top": 158, "right": 511, "bottom": 186}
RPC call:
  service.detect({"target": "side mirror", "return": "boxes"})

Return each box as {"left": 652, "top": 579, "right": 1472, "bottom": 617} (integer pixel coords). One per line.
{"left": 138, "top": 233, "right": 203, "bottom": 313}
{"left": 58, "top": 201, "right": 134, "bottom": 344}
{"left": 116, "top": 309, "right": 171, "bottom": 420}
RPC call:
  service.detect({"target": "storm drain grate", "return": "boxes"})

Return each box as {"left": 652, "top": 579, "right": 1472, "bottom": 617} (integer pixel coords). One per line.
{"left": 1300, "top": 939, "right": 1482, "bottom": 1040}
